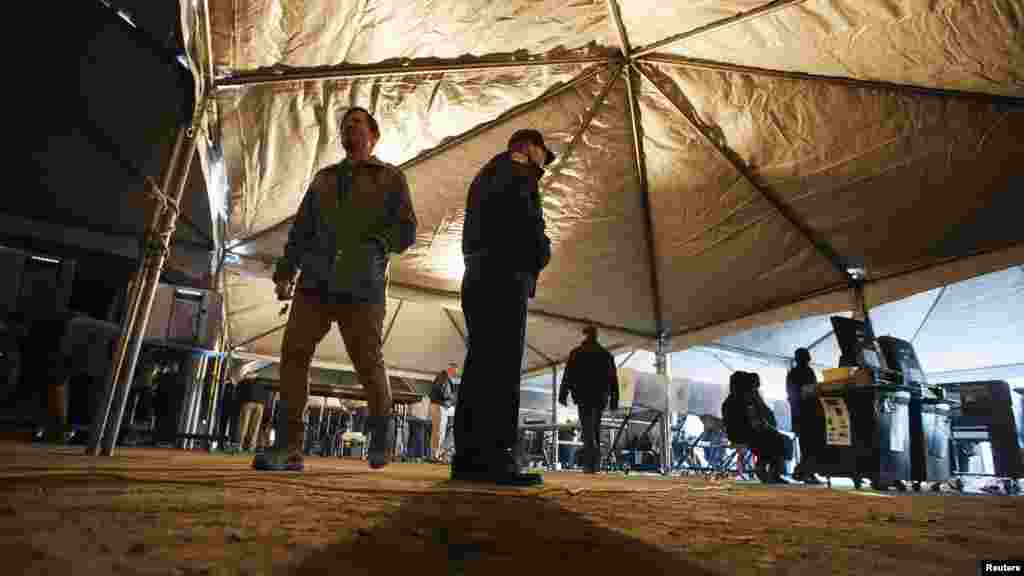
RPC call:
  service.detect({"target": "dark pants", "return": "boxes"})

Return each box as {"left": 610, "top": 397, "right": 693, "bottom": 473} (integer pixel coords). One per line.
{"left": 578, "top": 405, "right": 603, "bottom": 471}
{"left": 454, "top": 261, "right": 529, "bottom": 470}
{"left": 792, "top": 398, "right": 823, "bottom": 476}
{"left": 748, "top": 428, "right": 786, "bottom": 480}
{"left": 406, "top": 418, "right": 430, "bottom": 459}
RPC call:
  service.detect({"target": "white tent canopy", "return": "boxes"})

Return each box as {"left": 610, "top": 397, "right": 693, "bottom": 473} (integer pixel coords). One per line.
{"left": 714, "top": 264, "right": 1024, "bottom": 380}
{"left": 178, "top": 1, "right": 1024, "bottom": 377}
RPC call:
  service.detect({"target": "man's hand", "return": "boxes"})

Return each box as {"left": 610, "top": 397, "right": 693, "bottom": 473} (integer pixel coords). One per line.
{"left": 275, "top": 280, "right": 295, "bottom": 301}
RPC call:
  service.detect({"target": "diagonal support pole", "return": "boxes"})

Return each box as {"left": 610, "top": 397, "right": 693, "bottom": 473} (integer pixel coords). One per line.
{"left": 216, "top": 55, "right": 614, "bottom": 89}
{"left": 633, "top": 62, "right": 849, "bottom": 278}
{"left": 604, "top": 0, "right": 632, "bottom": 58}
{"left": 542, "top": 63, "right": 623, "bottom": 184}
{"left": 443, "top": 308, "right": 467, "bottom": 347}
{"left": 911, "top": 286, "right": 946, "bottom": 344}
{"left": 382, "top": 300, "right": 404, "bottom": 347}
{"left": 639, "top": 54, "right": 1024, "bottom": 108}
{"left": 231, "top": 323, "right": 287, "bottom": 351}
{"left": 633, "top": 0, "right": 808, "bottom": 58}
{"left": 526, "top": 340, "right": 557, "bottom": 367}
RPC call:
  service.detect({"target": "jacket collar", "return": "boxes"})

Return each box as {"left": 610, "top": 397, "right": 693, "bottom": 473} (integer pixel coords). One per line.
{"left": 338, "top": 155, "right": 389, "bottom": 170}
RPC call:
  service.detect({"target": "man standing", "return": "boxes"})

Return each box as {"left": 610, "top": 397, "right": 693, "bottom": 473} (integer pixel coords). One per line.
{"left": 429, "top": 363, "right": 458, "bottom": 461}
{"left": 454, "top": 129, "right": 554, "bottom": 486}
{"left": 254, "top": 107, "right": 418, "bottom": 471}
{"left": 559, "top": 326, "right": 618, "bottom": 474}
{"left": 787, "top": 348, "right": 822, "bottom": 483}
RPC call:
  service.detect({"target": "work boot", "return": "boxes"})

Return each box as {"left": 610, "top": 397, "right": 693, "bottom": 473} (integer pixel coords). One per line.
{"left": 252, "top": 420, "right": 304, "bottom": 471}
{"left": 367, "top": 415, "right": 395, "bottom": 470}
{"left": 451, "top": 450, "right": 543, "bottom": 487}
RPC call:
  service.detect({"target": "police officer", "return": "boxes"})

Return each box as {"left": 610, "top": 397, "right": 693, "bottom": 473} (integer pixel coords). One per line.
{"left": 453, "top": 129, "right": 554, "bottom": 486}
{"left": 559, "top": 325, "right": 619, "bottom": 474}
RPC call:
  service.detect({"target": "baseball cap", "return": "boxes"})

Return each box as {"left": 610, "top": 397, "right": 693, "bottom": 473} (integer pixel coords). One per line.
{"left": 509, "top": 129, "right": 555, "bottom": 166}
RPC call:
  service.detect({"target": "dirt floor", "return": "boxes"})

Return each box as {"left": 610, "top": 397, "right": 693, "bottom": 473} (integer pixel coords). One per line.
{"left": 1, "top": 441, "right": 1021, "bottom": 576}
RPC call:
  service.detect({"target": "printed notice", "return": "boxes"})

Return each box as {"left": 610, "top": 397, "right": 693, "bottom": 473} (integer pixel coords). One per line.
{"left": 819, "top": 397, "right": 852, "bottom": 446}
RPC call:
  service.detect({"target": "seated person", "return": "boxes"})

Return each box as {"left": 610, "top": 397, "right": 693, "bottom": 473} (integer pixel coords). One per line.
{"left": 722, "top": 371, "right": 789, "bottom": 484}
{"left": 699, "top": 414, "right": 728, "bottom": 469}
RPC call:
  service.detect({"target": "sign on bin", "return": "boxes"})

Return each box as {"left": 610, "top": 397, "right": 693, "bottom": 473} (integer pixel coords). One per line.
{"left": 820, "top": 397, "right": 852, "bottom": 446}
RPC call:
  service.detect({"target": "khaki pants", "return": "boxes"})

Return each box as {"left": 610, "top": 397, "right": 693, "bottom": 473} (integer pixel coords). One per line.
{"left": 237, "top": 402, "right": 264, "bottom": 450}
{"left": 430, "top": 403, "right": 446, "bottom": 458}
{"left": 280, "top": 290, "right": 390, "bottom": 451}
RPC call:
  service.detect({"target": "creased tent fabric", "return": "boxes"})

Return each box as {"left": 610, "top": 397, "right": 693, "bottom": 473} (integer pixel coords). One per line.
{"left": 191, "top": 0, "right": 1024, "bottom": 376}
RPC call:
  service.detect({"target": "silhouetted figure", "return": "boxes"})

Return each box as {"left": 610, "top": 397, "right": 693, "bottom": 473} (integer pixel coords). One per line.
{"left": 722, "top": 371, "right": 788, "bottom": 484}
{"left": 787, "top": 348, "right": 822, "bottom": 483}
{"left": 559, "top": 325, "right": 618, "bottom": 474}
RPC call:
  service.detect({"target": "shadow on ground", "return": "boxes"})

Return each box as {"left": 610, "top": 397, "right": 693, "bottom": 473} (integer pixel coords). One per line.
{"left": 290, "top": 482, "right": 718, "bottom": 575}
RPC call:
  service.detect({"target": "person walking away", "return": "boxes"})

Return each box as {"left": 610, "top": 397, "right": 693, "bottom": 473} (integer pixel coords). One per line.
{"left": 559, "top": 325, "right": 619, "bottom": 474}
{"left": 254, "top": 106, "right": 418, "bottom": 471}
{"left": 453, "top": 129, "right": 554, "bottom": 486}
{"left": 430, "top": 363, "right": 458, "bottom": 461}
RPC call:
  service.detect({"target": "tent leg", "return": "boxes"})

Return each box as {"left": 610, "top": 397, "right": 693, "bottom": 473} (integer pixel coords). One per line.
{"left": 656, "top": 334, "right": 672, "bottom": 475}
{"left": 87, "top": 125, "right": 189, "bottom": 456}
{"left": 95, "top": 100, "right": 207, "bottom": 457}
{"left": 551, "top": 365, "right": 559, "bottom": 471}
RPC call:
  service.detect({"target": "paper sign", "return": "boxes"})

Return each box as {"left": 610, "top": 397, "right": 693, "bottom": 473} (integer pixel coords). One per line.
{"left": 819, "top": 397, "right": 852, "bottom": 446}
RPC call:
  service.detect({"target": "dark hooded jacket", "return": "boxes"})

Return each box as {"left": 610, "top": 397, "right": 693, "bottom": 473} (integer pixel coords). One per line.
{"left": 461, "top": 151, "right": 552, "bottom": 296}
{"left": 559, "top": 338, "right": 619, "bottom": 410}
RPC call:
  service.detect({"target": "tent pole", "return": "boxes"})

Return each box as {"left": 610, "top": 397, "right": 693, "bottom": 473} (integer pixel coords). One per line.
{"left": 98, "top": 99, "right": 207, "bottom": 456}
{"left": 849, "top": 276, "right": 889, "bottom": 371}
{"left": 655, "top": 333, "right": 671, "bottom": 475}
{"left": 632, "top": 0, "right": 807, "bottom": 58}
{"left": 911, "top": 286, "right": 947, "bottom": 344}
{"left": 639, "top": 54, "right": 1024, "bottom": 108}
{"left": 216, "top": 55, "right": 614, "bottom": 89}
{"left": 551, "top": 364, "right": 559, "bottom": 471}
{"left": 632, "top": 62, "right": 849, "bottom": 278}
{"left": 624, "top": 61, "right": 665, "bottom": 336}
{"left": 88, "top": 124, "right": 189, "bottom": 456}
{"left": 382, "top": 300, "right": 404, "bottom": 347}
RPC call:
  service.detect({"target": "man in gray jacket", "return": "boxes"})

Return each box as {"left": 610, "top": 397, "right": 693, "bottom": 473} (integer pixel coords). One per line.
{"left": 254, "top": 107, "right": 417, "bottom": 471}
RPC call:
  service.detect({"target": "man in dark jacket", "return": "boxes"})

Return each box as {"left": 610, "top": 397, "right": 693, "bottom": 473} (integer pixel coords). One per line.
{"left": 255, "top": 106, "right": 418, "bottom": 472}
{"left": 559, "top": 326, "right": 618, "bottom": 474}
{"left": 453, "top": 129, "right": 553, "bottom": 486}
{"left": 787, "top": 348, "right": 821, "bottom": 483}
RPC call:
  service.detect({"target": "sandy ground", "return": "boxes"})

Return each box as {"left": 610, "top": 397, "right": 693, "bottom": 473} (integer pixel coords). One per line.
{"left": 1, "top": 441, "right": 1021, "bottom": 576}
